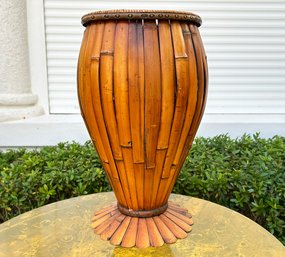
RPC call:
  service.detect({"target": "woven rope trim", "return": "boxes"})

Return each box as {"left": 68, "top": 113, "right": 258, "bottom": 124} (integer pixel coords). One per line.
{"left": 81, "top": 9, "right": 202, "bottom": 27}
{"left": 117, "top": 203, "right": 168, "bottom": 218}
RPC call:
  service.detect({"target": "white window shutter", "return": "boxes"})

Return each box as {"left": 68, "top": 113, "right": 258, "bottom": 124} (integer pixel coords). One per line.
{"left": 44, "top": 0, "right": 285, "bottom": 115}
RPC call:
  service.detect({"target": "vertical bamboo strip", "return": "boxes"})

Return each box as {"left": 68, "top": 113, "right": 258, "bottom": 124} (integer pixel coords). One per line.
{"left": 79, "top": 25, "right": 108, "bottom": 165}
{"left": 188, "top": 24, "right": 205, "bottom": 141}
{"left": 171, "top": 24, "right": 204, "bottom": 166}
{"left": 137, "top": 22, "right": 145, "bottom": 159}
{"left": 137, "top": 21, "right": 146, "bottom": 210}
{"left": 151, "top": 150, "right": 167, "bottom": 208}
{"left": 143, "top": 20, "right": 162, "bottom": 169}
{"left": 103, "top": 163, "right": 127, "bottom": 206}
{"left": 77, "top": 27, "right": 89, "bottom": 129}
{"left": 89, "top": 22, "right": 127, "bottom": 206}
{"left": 128, "top": 21, "right": 144, "bottom": 209}
{"left": 172, "top": 24, "right": 205, "bottom": 165}
{"left": 114, "top": 21, "right": 132, "bottom": 148}
{"left": 128, "top": 21, "right": 144, "bottom": 163}
{"left": 195, "top": 26, "right": 209, "bottom": 126}
{"left": 156, "top": 21, "right": 175, "bottom": 150}
{"left": 114, "top": 21, "right": 139, "bottom": 210}
{"left": 151, "top": 20, "right": 175, "bottom": 208}
{"left": 173, "top": 23, "right": 198, "bottom": 166}
{"left": 99, "top": 21, "right": 132, "bottom": 208}
{"left": 100, "top": 22, "right": 122, "bottom": 160}
{"left": 161, "top": 21, "right": 189, "bottom": 179}
{"left": 115, "top": 160, "right": 132, "bottom": 208}
{"left": 134, "top": 163, "right": 145, "bottom": 209}
{"left": 136, "top": 218, "right": 150, "bottom": 248}
{"left": 173, "top": 24, "right": 205, "bottom": 163}
{"left": 143, "top": 20, "right": 162, "bottom": 209}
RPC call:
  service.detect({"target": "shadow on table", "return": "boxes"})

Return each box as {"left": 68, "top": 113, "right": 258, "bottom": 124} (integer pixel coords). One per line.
{"left": 112, "top": 244, "right": 174, "bottom": 257}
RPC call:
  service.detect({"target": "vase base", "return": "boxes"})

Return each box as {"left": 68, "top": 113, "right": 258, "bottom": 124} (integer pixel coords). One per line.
{"left": 91, "top": 201, "right": 193, "bottom": 248}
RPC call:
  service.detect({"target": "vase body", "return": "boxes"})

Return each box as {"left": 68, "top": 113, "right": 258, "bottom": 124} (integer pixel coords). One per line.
{"left": 77, "top": 10, "right": 208, "bottom": 216}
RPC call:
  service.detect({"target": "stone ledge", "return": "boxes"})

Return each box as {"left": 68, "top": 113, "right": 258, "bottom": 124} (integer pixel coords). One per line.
{"left": 0, "top": 114, "right": 285, "bottom": 148}
{"left": 0, "top": 93, "right": 38, "bottom": 106}
{"left": 0, "top": 104, "right": 43, "bottom": 122}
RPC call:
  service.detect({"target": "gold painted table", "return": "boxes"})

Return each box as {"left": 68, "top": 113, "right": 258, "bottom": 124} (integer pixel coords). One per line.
{"left": 0, "top": 192, "right": 284, "bottom": 257}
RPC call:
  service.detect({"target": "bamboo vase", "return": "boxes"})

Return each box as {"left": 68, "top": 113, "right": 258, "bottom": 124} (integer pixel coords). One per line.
{"left": 77, "top": 9, "right": 208, "bottom": 248}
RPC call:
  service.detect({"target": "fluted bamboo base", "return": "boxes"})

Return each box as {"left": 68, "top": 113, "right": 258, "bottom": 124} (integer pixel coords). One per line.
{"left": 91, "top": 201, "right": 193, "bottom": 248}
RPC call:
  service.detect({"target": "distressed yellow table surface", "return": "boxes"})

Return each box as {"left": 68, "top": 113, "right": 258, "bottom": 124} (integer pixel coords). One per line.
{"left": 0, "top": 192, "right": 284, "bottom": 257}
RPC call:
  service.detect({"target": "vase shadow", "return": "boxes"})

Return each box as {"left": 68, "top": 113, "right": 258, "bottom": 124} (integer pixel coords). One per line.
{"left": 112, "top": 244, "right": 174, "bottom": 257}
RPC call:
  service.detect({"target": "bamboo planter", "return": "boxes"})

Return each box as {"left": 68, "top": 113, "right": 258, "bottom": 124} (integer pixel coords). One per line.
{"left": 77, "top": 10, "right": 208, "bottom": 248}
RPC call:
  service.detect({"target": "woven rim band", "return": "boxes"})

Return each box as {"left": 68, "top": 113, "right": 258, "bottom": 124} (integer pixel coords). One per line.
{"left": 81, "top": 9, "right": 202, "bottom": 27}
{"left": 118, "top": 203, "right": 168, "bottom": 218}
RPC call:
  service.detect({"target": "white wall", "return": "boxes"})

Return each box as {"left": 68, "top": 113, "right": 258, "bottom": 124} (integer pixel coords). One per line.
{"left": 0, "top": 0, "right": 285, "bottom": 148}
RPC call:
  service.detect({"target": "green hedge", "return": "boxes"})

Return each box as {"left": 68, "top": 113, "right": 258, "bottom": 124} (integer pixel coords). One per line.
{"left": 0, "top": 134, "right": 284, "bottom": 244}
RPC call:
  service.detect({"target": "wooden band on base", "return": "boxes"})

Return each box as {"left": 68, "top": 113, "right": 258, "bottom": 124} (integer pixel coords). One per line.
{"left": 117, "top": 203, "right": 168, "bottom": 218}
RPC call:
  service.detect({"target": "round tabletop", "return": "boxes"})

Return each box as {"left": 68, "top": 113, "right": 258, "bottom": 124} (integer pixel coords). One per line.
{"left": 0, "top": 192, "right": 284, "bottom": 257}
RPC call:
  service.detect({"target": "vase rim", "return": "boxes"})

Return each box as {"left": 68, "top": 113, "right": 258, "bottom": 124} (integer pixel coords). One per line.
{"left": 81, "top": 9, "right": 202, "bottom": 27}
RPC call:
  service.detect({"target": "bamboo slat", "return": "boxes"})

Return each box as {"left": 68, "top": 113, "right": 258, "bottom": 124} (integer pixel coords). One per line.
{"left": 128, "top": 21, "right": 144, "bottom": 210}
{"left": 161, "top": 21, "right": 189, "bottom": 179}
{"left": 144, "top": 20, "right": 162, "bottom": 169}
{"left": 151, "top": 150, "right": 167, "bottom": 208}
{"left": 121, "top": 217, "right": 138, "bottom": 248}
{"left": 100, "top": 22, "right": 122, "bottom": 160}
{"left": 146, "top": 218, "right": 164, "bottom": 247}
{"left": 110, "top": 216, "right": 132, "bottom": 245}
{"left": 114, "top": 21, "right": 139, "bottom": 210}
{"left": 136, "top": 218, "right": 150, "bottom": 248}
{"left": 187, "top": 24, "right": 205, "bottom": 141}
{"left": 143, "top": 20, "right": 162, "bottom": 210}
{"left": 94, "top": 211, "right": 121, "bottom": 234}
{"left": 144, "top": 167, "right": 154, "bottom": 210}
{"left": 121, "top": 147, "right": 139, "bottom": 210}
{"left": 103, "top": 163, "right": 127, "bottom": 207}
{"left": 137, "top": 22, "right": 145, "bottom": 161}
{"left": 173, "top": 23, "right": 198, "bottom": 166}
{"left": 149, "top": 20, "right": 175, "bottom": 209}
{"left": 100, "top": 214, "right": 125, "bottom": 240}
{"left": 128, "top": 21, "right": 144, "bottom": 163}
{"left": 157, "top": 20, "right": 175, "bottom": 150}
{"left": 135, "top": 163, "right": 145, "bottom": 210}
{"left": 114, "top": 21, "right": 132, "bottom": 148}
{"left": 195, "top": 25, "right": 209, "bottom": 127}
{"left": 92, "top": 206, "right": 117, "bottom": 221}
{"left": 136, "top": 22, "right": 145, "bottom": 210}
{"left": 115, "top": 160, "right": 132, "bottom": 208}
{"left": 164, "top": 211, "right": 192, "bottom": 232}
{"left": 159, "top": 214, "right": 188, "bottom": 239}
{"left": 79, "top": 25, "right": 109, "bottom": 165}
{"left": 153, "top": 216, "right": 177, "bottom": 244}
{"left": 91, "top": 209, "right": 118, "bottom": 229}
{"left": 77, "top": 27, "right": 88, "bottom": 105}
{"left": 167, "top": 208, "right": 194, "bottom": 226}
